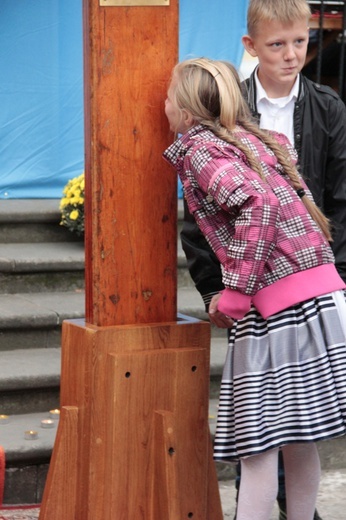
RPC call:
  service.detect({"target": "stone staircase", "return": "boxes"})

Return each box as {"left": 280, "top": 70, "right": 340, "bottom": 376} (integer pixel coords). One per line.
{"left": 0, "top": 201, "right": 82, "bottom": 503}
{"left": 1, "top": 199, "right": 346, "bottom": 505}
{"left": 0, "top": 198, "right": 229, "bottom": 504}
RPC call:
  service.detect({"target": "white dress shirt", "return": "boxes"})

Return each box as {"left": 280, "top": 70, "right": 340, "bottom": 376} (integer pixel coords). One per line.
{"left": 255, "top": 71, "right": 299, "bottom": 146}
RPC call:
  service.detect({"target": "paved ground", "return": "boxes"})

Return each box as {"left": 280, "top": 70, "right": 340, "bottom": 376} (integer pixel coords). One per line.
{"left": 219, "top": 468, "right": 346, "bottom": 519}
{"left": 0, "top": 471, "right": 344, "bottom": 519}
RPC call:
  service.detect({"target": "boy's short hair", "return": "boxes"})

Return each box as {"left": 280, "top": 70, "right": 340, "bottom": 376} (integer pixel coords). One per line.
{"left": 247, "top": 0, "right": 311, "bottom": 36}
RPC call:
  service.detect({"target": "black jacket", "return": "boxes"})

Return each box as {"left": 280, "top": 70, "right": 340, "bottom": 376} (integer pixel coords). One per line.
{"left": 181, "top": 72, "right": 346, "bottom": 309}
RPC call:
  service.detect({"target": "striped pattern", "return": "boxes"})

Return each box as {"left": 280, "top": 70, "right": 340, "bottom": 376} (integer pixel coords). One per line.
{"left": 214, "top": 292, "right": 346, "bottom": 461}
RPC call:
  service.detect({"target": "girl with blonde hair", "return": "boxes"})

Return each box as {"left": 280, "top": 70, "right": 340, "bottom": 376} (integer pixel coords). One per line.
{"left": 163, "top": 57, "right": 346, "bottom": 520}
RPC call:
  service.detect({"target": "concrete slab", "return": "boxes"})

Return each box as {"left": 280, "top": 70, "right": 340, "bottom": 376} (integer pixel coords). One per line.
{"left": 0, "top": 243, "right": 84, "bottom": 272}
{"left": 0, "top": 291, "right": 84, "bottom": 329}
{"left": 0, "top": 295, "right": 58, "bottom": 328}
{"left": 27, "top": 291, "right": 85, "bottom": 322}
{"left": 0, "top": 286, "right": 224, "bottom": 330}
{"left": 0, "top": 199, "right": 60, "bottom": 223}
{"left": 0, "top": 412, "right": 58, "bottom": 462}
{"left": 0, "top": 348, "right": 61, "bottom": 390}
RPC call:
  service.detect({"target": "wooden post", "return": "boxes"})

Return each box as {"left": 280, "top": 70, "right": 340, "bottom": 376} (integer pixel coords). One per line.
{"left": 39, "top": 1, "right": 223, "bottom": 518}
{"left": 83, "top": 0, "right": 178, "bottom": 327}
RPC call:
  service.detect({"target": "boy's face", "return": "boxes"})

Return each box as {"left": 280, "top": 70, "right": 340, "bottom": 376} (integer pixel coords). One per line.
{"left": 242, "top": 18, "right": 309, "bottom": 97}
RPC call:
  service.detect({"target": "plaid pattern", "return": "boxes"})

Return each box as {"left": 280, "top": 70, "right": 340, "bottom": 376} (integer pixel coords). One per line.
{"left": 164, "top": 125, "right": 334, "bottom": 297}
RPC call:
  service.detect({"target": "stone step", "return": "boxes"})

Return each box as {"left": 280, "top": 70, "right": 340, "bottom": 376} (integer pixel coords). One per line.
{"left": 0, "top": 199, "right": 185, "bottom": 236}
{"left": 0, "top": 243, "right": 85, "bottom": 271}
{"left": 0, "top": 199, "right": 185, "bottom": 242}
{"left": 0, "top": 411, "right": 57, "bottom": 505}
{"left": 0, "top": 199, "right": 79, "bottom": 244}
{"left": 0, "top": 199, "right": 184, "bottom": 238}
{"left": 0, "top": 199, "right": 192, "bottom": 293}
{"left": 0, "top": 240, "right": 192, "bottom": 293}
{"left": 0, "top": 348, "right": 61, "bottom": 414}
{"left": 0, "top": 242, "right": 85, "bottom": 293}
{"left": 0, "top": 291, "right": 85, "bottom": 350}
{"left": 177, "top": 239, "right": 195, "bottom": 287}
{"left": 0, "top": 286, "right": 225, "bottom": 351}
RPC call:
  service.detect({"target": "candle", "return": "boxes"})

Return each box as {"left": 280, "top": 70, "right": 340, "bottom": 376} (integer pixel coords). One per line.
{"left": 49, "top": 409, "right": 60, "bottom": 420}
{"left": 41, "top": 419, "right": 55, "bottom": 429}
{"left": 25, "top": 430, "right": 38, "bottom": 440}
{"left": 0, "top": 414, "right": 9, "bottom": 424}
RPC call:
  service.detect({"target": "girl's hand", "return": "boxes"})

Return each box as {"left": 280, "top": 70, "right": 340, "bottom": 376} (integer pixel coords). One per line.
{"left": 208, "top": 293, "right": 234, "bottom": 328}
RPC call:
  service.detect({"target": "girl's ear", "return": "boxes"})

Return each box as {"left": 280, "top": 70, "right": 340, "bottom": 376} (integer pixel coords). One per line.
{"left": 242, "top": 35, "right": 258, "bottom": 58}
{"left": 181, "top": 109, "right": 194, "bottom": 129}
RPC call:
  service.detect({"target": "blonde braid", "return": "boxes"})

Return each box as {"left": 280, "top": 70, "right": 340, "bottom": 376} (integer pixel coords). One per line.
{"left": 203, "top": 120, "right": 265, "bottom": 179}
{"left": 205, "top": 120, "right": 333, "bottom": 242}
{"left": 241, "top": 120, "right": 332, "bottom": 241}
{"left": 210, "top": 117, "right": 332, "bottom": 242}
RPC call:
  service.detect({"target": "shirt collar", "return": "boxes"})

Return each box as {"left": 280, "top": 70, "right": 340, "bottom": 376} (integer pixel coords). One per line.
{"left": 255, "top": 68, "right": 300, "bottom": 105}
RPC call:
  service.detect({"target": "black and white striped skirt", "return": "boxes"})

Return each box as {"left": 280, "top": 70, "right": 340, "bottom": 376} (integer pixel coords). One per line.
{"left": 213, "top": 290, "right": 346, "bottom": 461}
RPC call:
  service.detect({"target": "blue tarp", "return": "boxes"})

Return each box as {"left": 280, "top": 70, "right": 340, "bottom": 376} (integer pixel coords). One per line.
{"left": 0, "top": 0, "right": 248, "bottom": 199}
{"left": 180, "top": 0, "right": 247, "bottom": 65}
{"left": 0, "top": 1, "right": 84, "bottom": 199}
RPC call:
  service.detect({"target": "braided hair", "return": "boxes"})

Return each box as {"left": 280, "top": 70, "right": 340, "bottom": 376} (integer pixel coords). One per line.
{"left": 171, "top": 58, "right": 332, "bottom": 241}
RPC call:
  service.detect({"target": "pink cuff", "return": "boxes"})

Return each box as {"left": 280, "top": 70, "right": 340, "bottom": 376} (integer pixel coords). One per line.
{"left": 217, "top": 288, "right": 252, "bottom": 320}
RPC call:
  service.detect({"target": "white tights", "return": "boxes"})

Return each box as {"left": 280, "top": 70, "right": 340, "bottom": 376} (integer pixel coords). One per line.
{"left": 236, "top": 443, "right": 321, "bottom": 520}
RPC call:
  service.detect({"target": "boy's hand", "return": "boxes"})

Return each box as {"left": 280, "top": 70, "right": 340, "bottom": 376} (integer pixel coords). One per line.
{"left": 208, "top": 293, "right": 234, "bottom": 328}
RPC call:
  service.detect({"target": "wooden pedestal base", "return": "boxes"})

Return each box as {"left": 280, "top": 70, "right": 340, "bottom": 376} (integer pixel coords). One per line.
{"left": 39, "top": 316, "right": 223, "bottom": 520}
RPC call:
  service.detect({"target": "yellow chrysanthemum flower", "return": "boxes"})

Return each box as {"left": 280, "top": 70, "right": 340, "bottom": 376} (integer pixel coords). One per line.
{"left": 60, "top": 172, "right": 85, "bottom": 236}
{"left": 70, "top": 210, "right": 79, "bottom": 221}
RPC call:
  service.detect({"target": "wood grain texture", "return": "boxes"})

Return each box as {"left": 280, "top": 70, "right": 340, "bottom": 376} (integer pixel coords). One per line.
{"left": 104, "top": 348, "right": 209, "bottom": 519}
{"left": 39, "top": 407, "right": 79, "bottom": 520}
{"left": 83, "top": 0, "right": 179, "bottom": 326}
{"left": 40, "top": 318, "right": 222, "bottom": 520}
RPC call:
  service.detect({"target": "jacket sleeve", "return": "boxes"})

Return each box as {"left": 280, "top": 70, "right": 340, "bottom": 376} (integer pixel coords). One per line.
{"left": 181, "top": 198, "right": 224, "bottom": 311}
{"left": 324, "top": 95, "right": 346, "bottom": 283}
{"left": 204, "top": 163, "right": 280, "bottom": 318}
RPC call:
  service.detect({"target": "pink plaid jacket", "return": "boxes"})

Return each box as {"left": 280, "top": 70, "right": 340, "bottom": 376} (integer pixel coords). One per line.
{"left": 164, "top": 125, "right": 345, "bottom": 319}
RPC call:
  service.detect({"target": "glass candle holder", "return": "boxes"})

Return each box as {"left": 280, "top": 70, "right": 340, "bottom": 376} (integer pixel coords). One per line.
{"left": 24, "top": 430, "right": 38, "bottom": 440}
{"left": 41, "top": 419, "right": 55, "bottom": 429}
{"left": 49, "top": 409, "right": 61, "bottom": 420}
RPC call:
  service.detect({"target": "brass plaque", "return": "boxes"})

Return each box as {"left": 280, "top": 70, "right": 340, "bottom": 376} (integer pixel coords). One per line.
{"left": 100, "top": 0, "right": 169, "bottom": 5}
